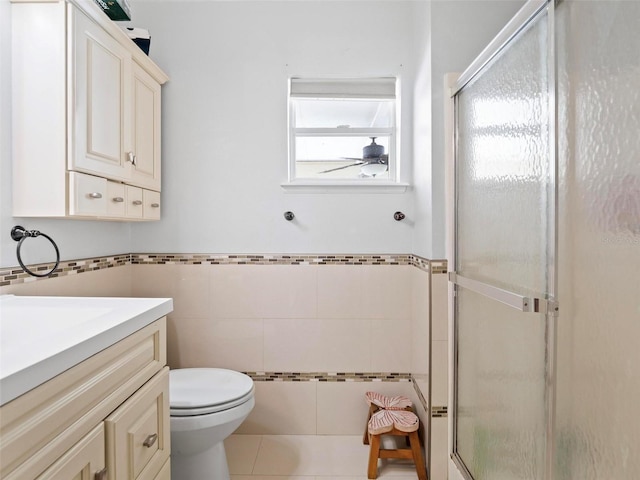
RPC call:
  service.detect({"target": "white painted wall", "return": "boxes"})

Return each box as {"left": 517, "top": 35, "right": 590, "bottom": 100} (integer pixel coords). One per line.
{"left": 127, "top": 0, "right": 420, "bottom": 254}
{"left": 412, "top": 0, "right": 525, "bottom": 260}
{"left": 412, "top": 1, "right": 433, "bottom": 258}
{"left": 1, "top": 0, "right": 526, "bottom": 267}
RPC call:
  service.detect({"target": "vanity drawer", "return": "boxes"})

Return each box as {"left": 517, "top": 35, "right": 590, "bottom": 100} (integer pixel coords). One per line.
{"left": 105, "top": 368, "right": 170, "bottom": 480}
{"left": 35, "top": 424, "right": 105, "bottom": 480}
{"left": 0, "top": 318, "right": 167, "bottom": 480}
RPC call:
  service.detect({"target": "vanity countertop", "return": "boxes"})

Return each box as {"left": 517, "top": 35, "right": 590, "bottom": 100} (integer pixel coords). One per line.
{"left": 0, "top": 295, "right": 173, "bottom": 406}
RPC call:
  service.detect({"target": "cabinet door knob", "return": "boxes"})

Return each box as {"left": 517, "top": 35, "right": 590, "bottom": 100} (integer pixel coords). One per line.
{"left": 151, "top": 203, "right": 160, "bottom": 208}
{"left": 95, "top": 468, "right": 107, "bottom": 480}
{"left": 88, "top": 192, "right": 103, "bottom": 199}
{"left": 127, "top": 152, "right": 137, "bottom": 166}
{"left": 132, "top": 200, "right": 143, "bottom": 206}
{"left": 112, "top": 197, "right": 124, "bottom": 203}
{"left": 143, "top": 433, "right": 158, "bottom": 448}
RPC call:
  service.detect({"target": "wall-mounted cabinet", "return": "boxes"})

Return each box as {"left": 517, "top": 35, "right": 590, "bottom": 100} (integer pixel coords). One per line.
{"left": 12, "top": 0, "right": 168, "bottom": 220}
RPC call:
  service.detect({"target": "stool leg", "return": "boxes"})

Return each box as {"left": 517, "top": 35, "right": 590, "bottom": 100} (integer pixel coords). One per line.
{"left": 363, "top": 405, "right": 376, "bottom": 445}
{"left": 367, "top": 434, "right": 381, "bottom": 479}
{"left": 408, "top": 430, "right": 428, "bottom": 480}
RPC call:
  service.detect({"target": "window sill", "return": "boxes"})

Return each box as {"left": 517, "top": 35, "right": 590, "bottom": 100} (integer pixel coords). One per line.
{"left": 281, "top": 180, "right": 410, "bottom": 194}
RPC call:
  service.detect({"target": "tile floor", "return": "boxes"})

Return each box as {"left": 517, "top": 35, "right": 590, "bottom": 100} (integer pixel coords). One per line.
{"left": 225, "top": 434, "right": 421, "bottom": 479}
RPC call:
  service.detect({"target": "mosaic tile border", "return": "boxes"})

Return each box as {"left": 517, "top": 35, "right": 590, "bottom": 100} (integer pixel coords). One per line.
{"left": 131, "top": 253, "right": 413, "bottom": 266}
{"left": 431, "top": 406, "right": 448, "bottom": 418}
{"left": 1, "top": 253, "right": 446, "bottom": 286}
{"left": 244, "top": 372, "right": 412, "bottom": 382}
{"left": 412, "top": 375, "right": 429, "bottom": 413}
{"left": 243, "top": 371, "right": 447, "bottom": 418}
{"left": 0, "top": 254, "right": 131, "bottom": 287}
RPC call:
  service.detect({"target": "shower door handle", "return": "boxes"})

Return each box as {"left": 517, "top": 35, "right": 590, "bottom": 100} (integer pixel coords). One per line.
{"left": 448, "top": 272, "right": 558, "bottom": 314}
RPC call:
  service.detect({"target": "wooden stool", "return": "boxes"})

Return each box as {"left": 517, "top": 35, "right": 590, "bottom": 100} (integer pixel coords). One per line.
{"left": 363, "top": 392, "right": 427, "bottom": 480}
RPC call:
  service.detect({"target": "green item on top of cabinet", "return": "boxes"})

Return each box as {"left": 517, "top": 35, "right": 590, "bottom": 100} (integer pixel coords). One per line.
{"left": 94, "top": 0, "right": 131, "bottom": 21}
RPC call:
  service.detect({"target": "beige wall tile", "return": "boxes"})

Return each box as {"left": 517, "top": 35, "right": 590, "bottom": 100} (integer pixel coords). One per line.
{"left": 431, "top": 274, "right": 449, "bottom": 342}
{"left": 317, "top": 381, "right": 413, "bottom": 435}
{"left": 255, "top": 265, "right": 317, "bottom": 319}
{"left": 411, "top": 268, "right": 430, "bottom": 376}
{"left": 430, "top": 417, "right": 449, "bottom": 480}
{"left": 431, "top": 340, "right": 448, "bottom": 407}
{"left": 211, "top": 265, "right": 317, "bottom": 319}
{"left": 237, "top": 381, "right": 317, "bottom": 435}
{"left": 0, "top": 278, "right": 41, "bottom": 296}
{"left": 172, "top": 264, "right": 210, "bottom": 318}
{"left": 206, "top": 318, "right": 264, "bottom": 372}
{"left": 131, "top": 264, "right": 177, "bottom": 298}
{"left": 167, "top": 316, "right": 263, "bottom": 371}
{"left": 263, "top": 318, "right": 371, "bottom": 372}
{"left": 371, "top": 318, "right": 412, "bottom": 372}
{"left": 317, "top": 266, "right": 363, "bottom": 319}
{"left": 166, "top": 316, "right": 212, "bottom": 368}
{"left": 9, "top": 266, "right": 132, "bottom": 297}
{"left": 360, "top": 265, "right": 412, "bottom": 320}
{"left": 407, "top": 386, "right": 429, "bottom": 468}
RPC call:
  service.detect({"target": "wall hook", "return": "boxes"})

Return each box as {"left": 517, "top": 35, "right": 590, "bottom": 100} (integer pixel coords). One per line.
{"left": 394, "top": 211, "right": 406, "bottom": 221}
{"left": 284, "top": 211, "right": 295, "bottom": 221}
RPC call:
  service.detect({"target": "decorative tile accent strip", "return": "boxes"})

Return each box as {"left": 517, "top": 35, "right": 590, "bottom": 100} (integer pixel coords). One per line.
{"left": 429, "top": 259, "right": 448, "bottom": 275}
{"left": 0, "top": 254, "right": 131, "bottom": 287}
{"left": 409, "top": 254, "right": 431, "bottom": 272}
{"left": 1, "top": 253, "right": 445, "bottom": 286}
{"left": 431, "top": 406, "right": 448, "bottom": 418}
{"left": 412, "top": 375, "right": 429, "bottom": 413}
{"left": 244, "top": 372, "right": 412, "bottom": 382}
{"left": 131, "top": 253, "right": 412, "bottom": 266}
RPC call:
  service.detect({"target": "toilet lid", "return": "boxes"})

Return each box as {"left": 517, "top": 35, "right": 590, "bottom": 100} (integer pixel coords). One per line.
{"left": 169, "top": 368, "right": 254, "bottom": 411}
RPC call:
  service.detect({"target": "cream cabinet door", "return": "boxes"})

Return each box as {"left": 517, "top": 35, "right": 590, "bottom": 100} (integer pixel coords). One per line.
{"left": 105, "top": 368, "right": 170, "bottom": 480}
{"left": 36, "top": 424, "right": 105, "bottom": 480}
{"left": 71, "top": 7, "right": 132, "bottom": 181}
{"left": 130, "top": 62, "right": 162, "bottom": 191}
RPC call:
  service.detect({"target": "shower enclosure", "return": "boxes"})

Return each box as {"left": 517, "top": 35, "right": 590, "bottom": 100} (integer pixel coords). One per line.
{"left": 448, "top": 1, "right": 640, "bottom": 479}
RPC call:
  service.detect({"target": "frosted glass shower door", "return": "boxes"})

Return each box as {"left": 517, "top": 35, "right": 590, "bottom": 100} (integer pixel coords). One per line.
{"left": 451, "top": 4, "right": 555, "bottom": 480}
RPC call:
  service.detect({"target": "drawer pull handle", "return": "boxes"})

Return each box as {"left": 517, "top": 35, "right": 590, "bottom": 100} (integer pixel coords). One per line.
{"left": 112, "top": 197, "right": 124, "bottom": 203}
{"left": 132, "top": 200, "right": 143, "bottom": 206}
{"left": 88, "top": 192, "right": 103, "bottom": 199}
{"left": 95, "top": 468, "right": 107, "bottom": 480}
{"left": 151, "top": 203, "right": 160, "bottom": 208}
{"left": 143, "top": 433, "right": 158, "bottom": 448}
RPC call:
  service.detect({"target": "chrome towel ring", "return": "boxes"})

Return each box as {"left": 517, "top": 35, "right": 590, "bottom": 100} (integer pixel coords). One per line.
{"left": 11, "top": 225, "right": 60, "bottom": 278}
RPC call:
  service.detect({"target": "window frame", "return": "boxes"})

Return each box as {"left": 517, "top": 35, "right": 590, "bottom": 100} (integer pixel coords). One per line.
{"left": 286, "top": 77, "right": 403, "bottom": 188}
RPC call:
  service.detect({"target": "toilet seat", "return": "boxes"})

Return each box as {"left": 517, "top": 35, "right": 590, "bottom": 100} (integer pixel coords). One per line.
{"left": 170, "top": 368, "right": 255, "bottom": 417}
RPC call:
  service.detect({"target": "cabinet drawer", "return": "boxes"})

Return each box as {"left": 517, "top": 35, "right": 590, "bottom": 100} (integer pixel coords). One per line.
{"left": 0, "top": 319, "right": 166, "bottom": 480}
{"left": 126, "top": 185, "right": 144, "bottom": 218}
{"left": 107, "top": 181, "right": 126, "bottom": 217}
{"left": 143, "top": 190, "right": 161, "bottom": 220}
{"left": 106, "top": 368, "right": 170, "bottom": 480}
{"left": 35, "top": 424, "right": 105, "bottom": 480}
{"left": 69, "top": 171, "right": 107, "bottom": 216}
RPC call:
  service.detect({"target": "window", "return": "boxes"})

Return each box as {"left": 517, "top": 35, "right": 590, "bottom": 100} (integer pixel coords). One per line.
{"left": 288, "top": 78, "right": 398, "bottom": 184}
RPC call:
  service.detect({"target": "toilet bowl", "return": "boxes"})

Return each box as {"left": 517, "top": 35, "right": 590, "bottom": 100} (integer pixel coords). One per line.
{"left": 169, "top": 368, "right": 255, "bottom": 480}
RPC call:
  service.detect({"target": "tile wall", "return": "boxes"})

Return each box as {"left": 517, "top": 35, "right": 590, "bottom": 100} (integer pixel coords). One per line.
{"left": 0, "top": 254, "right": 449, "bottom": 479}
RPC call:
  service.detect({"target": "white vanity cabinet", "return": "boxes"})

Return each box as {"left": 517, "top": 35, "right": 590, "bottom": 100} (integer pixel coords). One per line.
{"left": 12, "top": 0, "right": 167, "bottom": 220}
{"left": 0, "top": 318, "right": 171, "bottom": 480}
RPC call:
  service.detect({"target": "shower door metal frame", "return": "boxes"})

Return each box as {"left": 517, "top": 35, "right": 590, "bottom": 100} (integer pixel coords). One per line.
{"left": 447, "top": 1, "right": 559, "bottom": 479}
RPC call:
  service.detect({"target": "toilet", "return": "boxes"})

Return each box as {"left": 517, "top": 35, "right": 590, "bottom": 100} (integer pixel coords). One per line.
{"left": 169, "top": 368, "right": 255, "bottom": 480}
